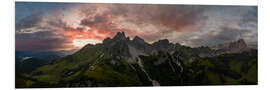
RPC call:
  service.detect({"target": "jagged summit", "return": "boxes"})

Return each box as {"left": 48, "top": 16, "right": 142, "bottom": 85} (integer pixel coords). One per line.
{"left": 116, "top": 32, "right": 126, "bottom": 37}
{"left": 152, "top": 39, "right": 171, "bottom": 48}
{"left": 99, "top": 32, "right": 251, "bottom": 57}
{"left": 133, "top": 36, "right": 144, "bottom": 42}
{"left": 153, "top": 39, "right": 170, "bottom": 45}
{"left": 103, "top": 32, "right": 129, "bottom": 44}
{"left": 235, "top": 39, "right": 247, "bottom": 47}
{"left": 216, "top": 39, "right": 248, "bottom": 49}
{"left": 132, "top": 36, "right": 146, "bottom": 45}
{"left": 112, "top": 32, "right": 128, "bottom": 41}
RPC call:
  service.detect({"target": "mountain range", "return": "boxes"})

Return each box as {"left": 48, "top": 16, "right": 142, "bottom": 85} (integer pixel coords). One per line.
{"left": 16, "top": 32, "right": 257, "bottom": 88}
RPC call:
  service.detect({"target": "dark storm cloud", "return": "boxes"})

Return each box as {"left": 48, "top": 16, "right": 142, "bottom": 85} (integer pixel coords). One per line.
{"left": 15, "top": 13, "right": 43, "bottom": 31}
{"left": 77, "top": 4, "right": 209, "bottom": 43}
{"left": 80, "top": 15, "right": 114, "bottom": 32}
{"left": 81, "top": 15, "right": 107, "bottom": 25}
{"left": 16, "top": 31, "right": 73, "bottom": 52}
{"left": 187, "top": 26, "right": 255, "bottom": 47}
{"left": 46, "top": 18, "right": 75, "bottom": 30}
{"left": 193, "top": 27, "right": 242, "bottom": 46}
{"left": 242, "top": 7, "right": 257, "bottom": 24}
{"left": 15, "top": 9, "right": 77, "bottom": 51}
{"left": 168, "top": 6, "right": 258, "bottom": 48}
{"left": 152, "top": 6, "right": 207, "bottom": 31}
{"left": 239, "top": 7, "right": 257, "bottom": 48}
{"left": 109, "top": 5, "right": 207, "bottom": 31}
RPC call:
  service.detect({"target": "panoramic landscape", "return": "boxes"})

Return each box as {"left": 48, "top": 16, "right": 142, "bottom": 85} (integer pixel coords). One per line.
{"left": 15, "top": 2, "right": 257, "bottom": 88}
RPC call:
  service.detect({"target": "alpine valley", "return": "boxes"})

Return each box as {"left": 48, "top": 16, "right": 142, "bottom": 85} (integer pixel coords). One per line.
{"left": 15, "top": 32, "right": 257, "bottom": 88}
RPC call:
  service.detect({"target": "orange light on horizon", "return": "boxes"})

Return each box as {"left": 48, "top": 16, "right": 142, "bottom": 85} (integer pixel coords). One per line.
{"left": 72, "top": 39, "right": 101, "bottom": 47}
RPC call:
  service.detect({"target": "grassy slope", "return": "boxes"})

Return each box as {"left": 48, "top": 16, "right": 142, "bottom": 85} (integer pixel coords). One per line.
{"left": 15, "top": 47, "right": 258, "bottom": 87}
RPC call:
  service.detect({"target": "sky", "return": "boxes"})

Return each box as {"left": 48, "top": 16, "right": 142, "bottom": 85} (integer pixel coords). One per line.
{"left": 15, "top": 2, "right": 257, "bottom": 52}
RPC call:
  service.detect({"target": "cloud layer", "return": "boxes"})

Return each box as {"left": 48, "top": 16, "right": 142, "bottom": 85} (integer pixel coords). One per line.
{"left": 15, "top": 2, "right": 258, "bottom": 52}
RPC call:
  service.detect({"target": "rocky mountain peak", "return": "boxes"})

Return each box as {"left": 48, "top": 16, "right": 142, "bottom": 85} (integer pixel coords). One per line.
{"left": 230, "top": 39, "right": 248, "bottom": 50}
{"left": 151, "top": 39, "right": 176, "bottom": 52}
{"left": 152, "top": 39, "right": 170, "bottom": 46}
{"left": 113, "top": 32, "right": 127, "bottom": 41}
{"left": 235, "top": 39, "right": 247, "bottom": 46}
{"left": 133, "top": 36, "right": 146, "bottom": 44}
{"left": 103, "top": 37, "right": 112, "bottom": 44}
{"left": 222, "top": 39, "right": 247, "bottom": 49}
{"left": 213, "top": 39, "right": 250, "bottom": 54}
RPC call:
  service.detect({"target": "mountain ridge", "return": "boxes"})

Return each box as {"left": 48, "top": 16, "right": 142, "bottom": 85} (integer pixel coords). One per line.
{"left": 16, "top": 31, "right": 257, "bottom": 88}
{"left": 89, "top": 32, "right": 251, "bottom": 58}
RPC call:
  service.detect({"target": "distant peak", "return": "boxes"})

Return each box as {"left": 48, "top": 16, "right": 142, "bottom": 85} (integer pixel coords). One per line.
{"left": 212, "top": 38, "right": 249, "bottom": 53}
{"left": 227, "top": 39, "right": 247, "bottom": 47}
{"left": 236, "top": 39, "right": 246, "bottom": 44}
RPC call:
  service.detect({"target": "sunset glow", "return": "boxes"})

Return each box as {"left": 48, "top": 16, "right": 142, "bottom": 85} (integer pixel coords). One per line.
{"left": 73, "top": 39, "right": 101, "bottom": 47}
{"left": 15, "top": 3, "right": 257, "bottom": 52}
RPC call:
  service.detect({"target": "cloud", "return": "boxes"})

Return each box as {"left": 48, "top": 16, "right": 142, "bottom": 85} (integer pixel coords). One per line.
{"left": 110, "top": 5, "right": 208, "bottom": 31}
{"left": 15, "top": 13, "right": 43, "bottom": 31}
{"left": 77, "top": 4, "right": 208, "bottom": 42}
{"left": 242, "top": 7, "right": 257, "bottom": 25}
{"left": 16, "top": 31, "right": 74, "bottom": 52}
{"left": 15, "top": 9, "right": 77, "bottom": 52}
{"left": 171, "top": 25, "right": 257, "bottom": 48}
{"left": 15, "top": 3, "right": 258, "bottom": 52}
{"left": 168, "top": 6, "right": 258, "bottom": 48}
{"left": 188, "top": 26, "right": 243, "bottom": 47}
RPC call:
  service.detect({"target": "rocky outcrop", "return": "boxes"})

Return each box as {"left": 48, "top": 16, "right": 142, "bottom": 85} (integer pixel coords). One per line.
{"left": 152, "top": 39, "right": 180, "bottom": 52}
